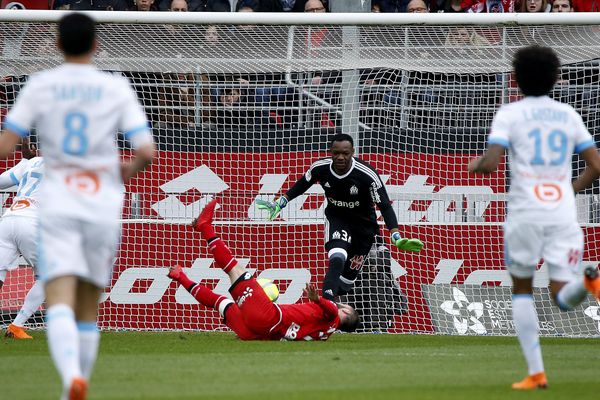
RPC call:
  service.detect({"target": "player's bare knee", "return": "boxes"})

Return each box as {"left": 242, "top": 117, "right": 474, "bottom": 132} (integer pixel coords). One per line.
{"left": 511, "top": 274, "right": 534, "bottom": 295}
{"left": 226, "top": 263, "right": 247, "bottom": 284}
{"left": 229, "top": 270, "right": 254, "bottom": 292}
{"left": 74, "top": 280, "right": 102, "bottom": 320}
{"left": 45, "top": 276, "right": 78, "bottom": 307}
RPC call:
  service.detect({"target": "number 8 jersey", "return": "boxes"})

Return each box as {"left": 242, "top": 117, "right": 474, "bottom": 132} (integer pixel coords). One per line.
{"left": 488, "top": 95, "right": 595, "bottom": 223}
{"left": 3, "top": 64, "right": 153, "bottom": 222}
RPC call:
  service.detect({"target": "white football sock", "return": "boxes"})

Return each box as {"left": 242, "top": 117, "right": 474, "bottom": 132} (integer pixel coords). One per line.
{"left": 512, "top": 294, "right": 544, "bottom": 375}
{"left": 46, "top": 304, "right": 82, "bottom": 387}
{"left": 13, "top": 280, "right": 45, "bottom": 327}
{"left": 556, "top": 278, "right": 588, "bottom": 311}
{"left": 77, "top": 321, "right": 100, "bottom": 380}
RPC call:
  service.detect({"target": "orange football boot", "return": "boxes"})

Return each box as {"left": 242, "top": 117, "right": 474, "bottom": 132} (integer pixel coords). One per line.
{"left": 512, "top": 372, "right": 548, "bottom": 390}
{"left": 584, "top": 266, "right": 600, "bottom": 301}
{"left": 192, "top": 199, "right": 218, "bottom": 232}
{"left": 5, "top": 324, "right": 33, "bottom": 339}
{"left": 68, "top": 377, "right": 88, "bottom": 400}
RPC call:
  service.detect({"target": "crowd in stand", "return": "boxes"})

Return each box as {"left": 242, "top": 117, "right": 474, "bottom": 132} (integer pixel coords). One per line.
{"left": 1, "top": 0, "right": 597, "bottom": 135}
{"left": 2, "top": 0, "right": 598, "bottom": 12}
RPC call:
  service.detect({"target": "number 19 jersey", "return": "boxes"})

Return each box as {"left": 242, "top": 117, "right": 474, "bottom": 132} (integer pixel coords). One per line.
{"left": 488, "top": 95, "right": 595, "bottom": 224}
{"left": 4, "top": 63, "right": 153, "bottom": 222}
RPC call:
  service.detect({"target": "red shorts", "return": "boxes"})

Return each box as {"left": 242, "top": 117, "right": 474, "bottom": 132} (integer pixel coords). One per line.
{"left": 224, "top": 276, "right": 282, "bottom": 340}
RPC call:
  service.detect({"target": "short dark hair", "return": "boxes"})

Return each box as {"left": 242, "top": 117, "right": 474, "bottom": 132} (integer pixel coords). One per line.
{"left": 513, "top": 45, "right": 560, "bottom": 97}
{"left": 330, "top": 133, "right": 354, "bottom": 148}
{"left": 337, "top": 305, "right": 360, "bottom": 333}
{"left": 58, "top": 13, "right": 96, "bottom": 56}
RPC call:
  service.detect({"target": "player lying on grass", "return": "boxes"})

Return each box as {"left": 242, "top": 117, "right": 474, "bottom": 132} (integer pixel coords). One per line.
{"left": 167, "top": 199, "right": 359, "bottom": 340}
{"left": 469, "top": 44, "right": 600, "bottom": 390}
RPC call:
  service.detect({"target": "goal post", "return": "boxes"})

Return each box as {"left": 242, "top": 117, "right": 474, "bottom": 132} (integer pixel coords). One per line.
{"left": 0, "top": 11, "right": 600, "bottom": 336}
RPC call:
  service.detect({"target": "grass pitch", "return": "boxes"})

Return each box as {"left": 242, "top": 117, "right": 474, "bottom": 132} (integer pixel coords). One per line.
{"left": 2, "top": 332, "right": 599, "bottom": 400}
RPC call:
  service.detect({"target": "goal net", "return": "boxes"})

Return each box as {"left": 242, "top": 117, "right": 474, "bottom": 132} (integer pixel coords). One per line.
{"left": 1, "top": 11, "right": 600, "bottom": 337}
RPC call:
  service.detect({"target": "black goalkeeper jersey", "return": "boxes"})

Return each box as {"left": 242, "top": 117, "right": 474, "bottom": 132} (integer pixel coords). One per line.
{"left": 285, "top": 157, "right": 399, "bottom": 232}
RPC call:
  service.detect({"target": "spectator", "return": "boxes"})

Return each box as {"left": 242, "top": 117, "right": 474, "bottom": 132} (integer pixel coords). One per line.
{"left": 304, "top": 0, "right": 326, "bottom": 12}
{"left": 156, "top": 0, "right": 203, "bottom": 10}
{"left": 254, "top": 73, "right": 297, "bottom": 129}
{"left": 235, "top": 0, "right": 259, "bottom": 11}
{"left": 258, "top": 0, "right": 308, "bottom": 12}
{"left": 371, "top": 0, "right": 408, "bottom": 12}
{"left": 551, "top": 0, "right": 573, "bottom": 11}
{"left": 462, "top": 0, "right": 516, "bottom": 12}
{"left": 157, "top": 73, "right": 196, "bottom": 128}
{"left": 131, "top": 0, "right": 157, "bottom": 10}
{"left": 430, "top": 0, "right": 463, "bottom": 11}
{"left": 445, "top": 27, "right": 491, "bottom": 47}
{"left": 210, "top": 78, "right": 259, "bottom": 130}
{"left": 371, "top": 1, "right": 382, "bottom": 11}
{"left": 206, "top": 0, "right": 230, "bottom": 10}
{"left": 406, "top": 0, "right": 429, "bottom": 11}
{"left": 65, "top": 0, "right": 129, "bottom": 10}
{"left": 235, "top": 0, "right": 258, "bottom": 31}
{"left": 169, "top": 0, "right": 188, "bottom": 10}
{"left": 519, "top": 0, "right": 549, "bottom": 11}
{"left": 204, "top": 25, "right": 220, "bottom": 45}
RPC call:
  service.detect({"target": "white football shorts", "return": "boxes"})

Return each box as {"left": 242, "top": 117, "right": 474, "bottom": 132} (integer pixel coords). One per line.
{"left": 38, "top": 215, "right": 120, "bottom": 288}
{"left": 0, "top": 216, "right": 38, "bottom": 282}
{"left": 504, "top": 220, "right": 583, "bottom": 282}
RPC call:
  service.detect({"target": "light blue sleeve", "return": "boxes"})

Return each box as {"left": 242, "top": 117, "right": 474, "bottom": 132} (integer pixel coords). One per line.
{"left": 488, "top": 107, "right": 511, "bottom": 148}
{"left": 573, "top": 112, "right": 595, "bottom": 154}
{"left": 4, "top": 78, "right": 37, "bottom": 138}
{"left": 0, "top": 159, "right": 28, "bottom": 189}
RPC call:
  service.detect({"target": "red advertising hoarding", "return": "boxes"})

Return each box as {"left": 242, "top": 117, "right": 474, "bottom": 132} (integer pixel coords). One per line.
{"left": 2, "top": 151, "right": 597, "bottom": 333}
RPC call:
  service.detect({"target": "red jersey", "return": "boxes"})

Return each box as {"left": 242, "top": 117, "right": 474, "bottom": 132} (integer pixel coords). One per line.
{"left": 461, "top": 0, "right": 516, "bottom": 12}
{"left": 572, "top": 0, "right": 600, "bottom": 11}
{"left": 271, "top": 299, "right": 341, "bottom": 341}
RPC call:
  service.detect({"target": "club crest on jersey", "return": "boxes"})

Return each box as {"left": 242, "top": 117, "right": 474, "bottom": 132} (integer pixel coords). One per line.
{"left": 324, "top": 182, "right": 331, "bottom": 188}
{"left": 350, "top": 185, "right": 358, "bottom": 195}
{"left": 237, "top": 287, "right": 253, "bottom": 306}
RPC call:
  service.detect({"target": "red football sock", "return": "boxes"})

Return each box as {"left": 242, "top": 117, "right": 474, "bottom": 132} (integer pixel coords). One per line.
{"left": 189, "top": 284, "right": 227, "bottom": 310}
{"left": 199, "top": 223, "right": 216, "bottom": 241}
{"left": 208, "top": 237, "right": 237, "bottom": 273}
{"left": 175, "top": 271, "right": 195, "bottom": 291}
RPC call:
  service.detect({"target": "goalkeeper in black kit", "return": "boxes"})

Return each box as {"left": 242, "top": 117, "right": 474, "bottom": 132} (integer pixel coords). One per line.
{"left": 257, "top": 133, "right": 423, "bottom": 300}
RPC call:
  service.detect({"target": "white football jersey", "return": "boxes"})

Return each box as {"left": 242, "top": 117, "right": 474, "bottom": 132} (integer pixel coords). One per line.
{"left": 0, "top": 157, "right": 44, "bottom": 218}
{"left": 488, "top": 95, "right": 595, "bottom": 223}
{"left": 4, "top": 64, "right": 153, "bottom": 222}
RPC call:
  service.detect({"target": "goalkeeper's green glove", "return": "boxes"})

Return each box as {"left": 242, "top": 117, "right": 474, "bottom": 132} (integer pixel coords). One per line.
{"left": 256, "top": 197, "right": 288, "bottom": 221}
{"left": 391, "top": 232, "right": 424, "bottom": 252}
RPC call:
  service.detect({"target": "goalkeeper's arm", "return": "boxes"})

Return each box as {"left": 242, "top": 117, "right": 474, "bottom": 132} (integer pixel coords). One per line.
{"left": 256, "top": 175, "right": 313, "bottom": 220}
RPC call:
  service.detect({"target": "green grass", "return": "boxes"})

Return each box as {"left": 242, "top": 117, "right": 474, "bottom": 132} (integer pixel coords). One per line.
{"left": 2, "top": 332, "right": 600, "bottom": 399}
